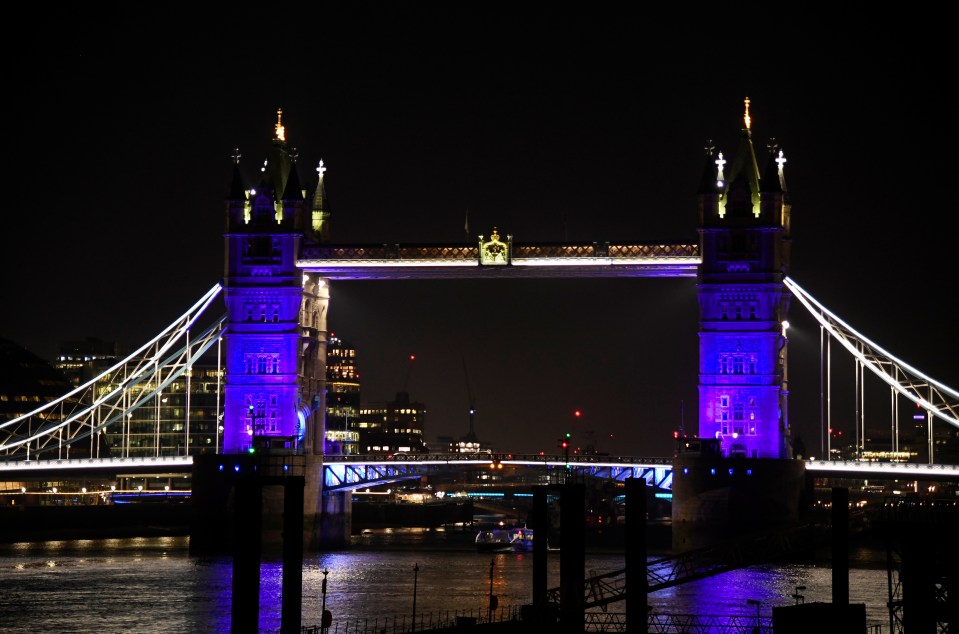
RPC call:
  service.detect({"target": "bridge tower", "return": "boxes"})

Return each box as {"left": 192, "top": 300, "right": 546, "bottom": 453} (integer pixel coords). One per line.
{"left": 221, "top": 110, "right": 328, "bottom": 457}
{"left": 672, "top": 100, "right": 807, "bottom": 550}
{"left": 202, "top": 110, "right": 334, "bottom": 550}
{"left": 696, "top": 97, "right": 793, "bottom": 460}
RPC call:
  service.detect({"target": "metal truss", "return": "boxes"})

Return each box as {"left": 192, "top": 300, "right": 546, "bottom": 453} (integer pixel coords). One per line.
{"left": 580, "top": 611, "right": 773, "bottom": 633}
{"left": 547, "top": 524, "right": 816, "bottom": 609}
{"left": 644, "top": 613, "right": 771, "bottom": 633}
{"left": 879, "top": 496, "right": 959, "bottom": 634}
{"left": 322, "top": 454, "right": 675, "bottom": 493}
{"left": 0, "top": 284, "right": 224, "bottom": 460}
{"left": 785, "top": 276, "right": 959, "bottom": 429}
{"left": 579, "top": 464, "right": 673, "bottom": 489}
{"left": 323, "top": 461, "right": 444, "bottom": 492}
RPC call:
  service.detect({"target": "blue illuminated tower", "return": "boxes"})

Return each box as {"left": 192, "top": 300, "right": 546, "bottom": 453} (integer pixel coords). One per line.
{"left": 696, "top": 98, "right": 792, "bottom": 459}
{"left": 191, "top": 110, "right": 342, "bottom": 555}
{"left": 672, "top": 100, "right": 804, "bottom": 551}
{"left": 221, "top": 110, "right": 328, "bottom": 457}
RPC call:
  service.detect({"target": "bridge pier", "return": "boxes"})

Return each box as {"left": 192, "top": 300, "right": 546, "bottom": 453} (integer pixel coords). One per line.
{"left": 671, "top": 454, "right": 808, "bottom": 550}
{"left": 222, "top": 462, "right": 305, "bottom": 634}
{"left": 316, "top": 488, "right": 352, "bottom": 549}
{"left": 192, "top": 453, "right": 351, "bottom": 553}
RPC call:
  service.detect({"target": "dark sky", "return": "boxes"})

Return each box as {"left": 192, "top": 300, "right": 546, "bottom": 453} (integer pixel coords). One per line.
{"left": 3, "top": 7, "right": 956, "bottom": 457}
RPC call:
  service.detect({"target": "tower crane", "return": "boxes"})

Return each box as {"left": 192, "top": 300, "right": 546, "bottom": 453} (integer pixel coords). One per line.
{"left": 462, "top": 355, "right": 478, "bottom": 443}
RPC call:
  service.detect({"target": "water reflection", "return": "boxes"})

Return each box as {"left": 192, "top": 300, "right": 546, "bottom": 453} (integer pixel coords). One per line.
{"left": 0, "top": 533, "right": 891, "bottom": 633}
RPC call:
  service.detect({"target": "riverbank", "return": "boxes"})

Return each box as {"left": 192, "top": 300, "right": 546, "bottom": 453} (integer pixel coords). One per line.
{"left": 0, "top": 503, "right": 191, "bottom": 543}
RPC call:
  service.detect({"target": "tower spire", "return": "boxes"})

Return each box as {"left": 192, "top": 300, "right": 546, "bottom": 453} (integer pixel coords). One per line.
{"left": 274, "top": 108, "right": 285, "bottom": 142}
{"left": 744, "top": 96, "right": 752, "bottom": 131}
{"left": 312, "top": 159, "right": 331, "bottom": 241}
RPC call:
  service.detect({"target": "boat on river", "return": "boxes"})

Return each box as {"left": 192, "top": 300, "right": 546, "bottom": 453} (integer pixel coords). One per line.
{"left": 475, "top": 526, "right": 534, "bottom": 553}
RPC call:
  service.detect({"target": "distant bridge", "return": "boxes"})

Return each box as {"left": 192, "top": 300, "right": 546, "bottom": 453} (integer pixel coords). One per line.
{"left": 4, "top": 453, "right": 959, "bottom": 493}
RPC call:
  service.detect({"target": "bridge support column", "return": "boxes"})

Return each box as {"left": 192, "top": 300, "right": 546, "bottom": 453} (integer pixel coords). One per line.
{"left": 531, "top": 485, "right": 549, "bottom": 621}
{"left": 281, "top": 477, "right": 304, "bottom": 634}
{"left": 232, "top": 476, "right": 262, "bottom": 634}
{"left": 317, "top": 489, "right": 352, "bottom": 549}
{"left": 626, "top": 477, "right": 648, "bottom": 634}
{"left": 831, "top": 486, "right": 849, "bottom": 607}
{"left": 901, "top": 523, "right": 937, "bottom": 634}
{"left": 559, "top": 482, "right": 585, "bottom": 634}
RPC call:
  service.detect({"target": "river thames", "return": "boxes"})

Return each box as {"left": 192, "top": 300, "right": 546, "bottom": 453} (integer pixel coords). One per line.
{"left": 0, "top": 528, "right": 891, "bottom": 633}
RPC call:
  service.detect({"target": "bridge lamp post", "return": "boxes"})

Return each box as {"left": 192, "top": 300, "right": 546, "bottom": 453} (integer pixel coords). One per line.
{"left": 216, "top": 413, "right": 224, "bottom": 455}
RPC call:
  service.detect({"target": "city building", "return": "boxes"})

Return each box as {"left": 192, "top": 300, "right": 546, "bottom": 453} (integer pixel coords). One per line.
{"left": 54, "top": 338, "right": 120, "bottom": 387}
{"left": 0, "top": 338, "right": 73, "bottom": 423}
{"left": 358, "top": 391, "right": 427, "bottom": 453}
{"left": 324, "top": 333, "right": 361, "bottom": 455}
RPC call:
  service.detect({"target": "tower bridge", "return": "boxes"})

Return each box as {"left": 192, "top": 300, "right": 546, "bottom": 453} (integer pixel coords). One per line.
{"left": 2, "top": 102, "right": 958, "bottom": 554}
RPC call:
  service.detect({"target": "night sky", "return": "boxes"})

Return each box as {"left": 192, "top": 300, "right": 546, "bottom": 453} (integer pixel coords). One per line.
{"left": 3, "top": 7, "right": 956, "bottom": 458}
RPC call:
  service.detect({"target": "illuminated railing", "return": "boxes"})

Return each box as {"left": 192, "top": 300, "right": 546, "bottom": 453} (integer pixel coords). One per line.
{"left": 299, "top": 242, "right": 699, "bottom": 263}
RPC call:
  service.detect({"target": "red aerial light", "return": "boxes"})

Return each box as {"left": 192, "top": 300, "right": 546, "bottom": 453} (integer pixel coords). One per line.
{"left": 410, "top": 355, "right": 416, "bottom": 361}
{"left": 574, "top": 410, "right": 582, "bottom": 417}
{"left": 673, "top": 431, "right": 679, "bottom": 439}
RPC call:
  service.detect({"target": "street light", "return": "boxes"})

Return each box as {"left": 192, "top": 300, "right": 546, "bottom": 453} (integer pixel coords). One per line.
{"left": 488, "top": 558, "right": 496, "bottom": 623}
{"left": 320, "top": 568, "right": 330, "bottom": 633}
{"left": 411, "top": 563, "right": 419, "bottom": 633}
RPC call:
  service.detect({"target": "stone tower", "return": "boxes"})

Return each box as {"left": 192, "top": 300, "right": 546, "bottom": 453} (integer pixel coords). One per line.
{"left": 202, "top": 109, "right": 337, "bottom": 550}
{"left": 696, "top": 97, "right": 793, "bottom": 460}
{"left": 222, "top": 108, "right": 327, "bottom": 458}
{"left": 672, "top": 99, "right": 806, "bottom": 551}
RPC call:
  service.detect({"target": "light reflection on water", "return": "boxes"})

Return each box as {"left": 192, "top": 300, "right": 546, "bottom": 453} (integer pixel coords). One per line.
{"left": 0, "top": 530, "right": 890, "bottom": 633}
